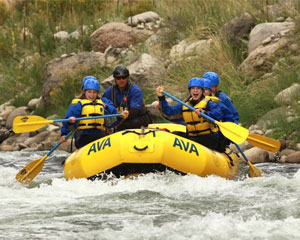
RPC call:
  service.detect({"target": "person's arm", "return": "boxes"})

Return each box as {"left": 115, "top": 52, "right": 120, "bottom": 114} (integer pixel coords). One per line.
{"left": 159, "top": 96, "right": 183, "bottom": 117}
{"left": 219, "top": 92, "right": 239, "bottom": 122}
{"left": 101, "top": 97, "right": 117, "bottom": 114}
{"left": 102, "top": 87, "right": 112, "bottom": 100}
{"left": 205, "top": 101, "right": 223, "bottom": 121}
{"left": 218, "top": 101, "right": 235, "bottom": 123}
{"left": 126, "top": 85, "right": 145, "bottom": 120}
{"left": 156, "top": 86, "right": 183, "bottom": 120}
{"left": 60, "top": 102, "right": 82, "bottom": 136}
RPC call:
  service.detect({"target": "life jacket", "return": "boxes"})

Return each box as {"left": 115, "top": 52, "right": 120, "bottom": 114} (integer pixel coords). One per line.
{"left": 77, "top": 99, "right": 105, "bottom": 130}
{"left": 205, "top": 95, "right": 219, "bottom": 104}
{"left": 182, "top": 98, "right": 213, "bottom": 136}
{"left": 72, "top": 99, "right": 80, "bottom": 105}
{"left": 112, "top": 83, "right": 132, "bottom": 113}
{"left": 111, "top": 83, "right": 148, "bottom": 116}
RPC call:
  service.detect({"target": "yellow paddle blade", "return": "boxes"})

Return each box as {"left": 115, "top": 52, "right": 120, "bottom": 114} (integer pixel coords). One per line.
{"left": 248, "top": 161, "right": 263, "bottom": 177}
{"left": 13, "top": 115, "right": 53, "bottom": 133}
{"left": 16, "top": 156, "right": 46, "bottom": 184}
{"left": 217, "top": 121, "right": 249, "bottom": 144}
{"left": 247, "top": 134, "right": 280, "bottom": 153}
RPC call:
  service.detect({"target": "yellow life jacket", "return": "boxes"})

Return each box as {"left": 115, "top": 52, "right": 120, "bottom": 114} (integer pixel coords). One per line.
{"left": 182, "top": 98, "right": 213, "bottom": 136}
{"left": 72, "top": 99, "right": 80, "bottom": 105}
{"left": 77, "top": 99, "right": 105, "bottom": 130}
{"left": 205, "top": 95, "right": 219, "bottom": 104}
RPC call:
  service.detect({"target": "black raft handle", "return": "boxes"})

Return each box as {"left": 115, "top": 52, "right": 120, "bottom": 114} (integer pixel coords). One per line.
{"left": 134, "top": 145, "right": 148, "bottom": 151}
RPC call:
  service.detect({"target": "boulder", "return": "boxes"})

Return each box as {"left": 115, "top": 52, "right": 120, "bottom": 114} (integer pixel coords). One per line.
{"left": 169, "top": 39, "right": 212, "bottom": 62}
{"left": 27, "top": 97, "right": 43, "bottom": 111}
{"left": 242, "top": 147, "right": 269, "bottom": 164}
{"left": 0, "top": 129, "right": 10, "bottom": 143}
{"left": 286, "top": 151, "right": 300, "bottom": 163}
{"left": 42, "top": 52, "right": 106, "bottom": 105}
{"left": 255, "top": 106, "right": 287, "bottom": 129}
{"left": 24, "top": 131, "right": 49, "bottom": 147}
{"left": 240, "top": 36, "right": 293, "bottom": 78}
{"left": 127, "top": 11, "right": 160, "bottom": 27}
{"left": 274, "top": 83, "right": 300, "bottom": 105}
{"left": 280, "top": 148, "right": 296, "bottom": 156}
{"left": 221, "top": 12, "right": 255, "bottom": 46}
{"left": 5, "top": 106, "right": 30, "bottom": 129}
{"left": 101, "top": 53, "right": 165, "bottom": 90}
{"left": 90, "top": 22, "right": 153, "bottom": 53}
{"left": 0, "top": 144, "right": 18, "bottom": 151}
{"left": 248, "top": 22, "right": 294, "bottom": 53}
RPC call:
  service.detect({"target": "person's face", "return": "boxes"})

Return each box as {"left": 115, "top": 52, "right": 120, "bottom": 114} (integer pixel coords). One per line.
{"left": 115, "top": 76, "right": 129, "bottom": 90}
{"left": 204, "top": 88, "right": 211, "bottom": 96}
{"left": 85, "top": 89, "right": 98, "bottom": 101}
{"left": 212, "top": 85, "right": 218, "bottom": 95}
{"left": 189, "top": 87, "right": 202, "bottom": 101}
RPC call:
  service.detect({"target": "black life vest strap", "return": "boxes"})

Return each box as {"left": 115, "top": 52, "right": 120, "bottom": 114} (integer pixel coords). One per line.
{"left": 80, "top": 113, "right": 102, "bottom": 117}
{"left": 81, "top": 102, "right": 104, "bottom": 107}
{"left": 112, "top": 83, "right": 132, "bottom": 109}
{"left": 186, "top": 119, "right": 207, "bottom": 125}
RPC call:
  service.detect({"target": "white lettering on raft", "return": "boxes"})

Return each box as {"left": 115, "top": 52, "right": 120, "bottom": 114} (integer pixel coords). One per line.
{"left": 88, "top": 137, "right": 111, "bottom": 155}
{"left": 173, "top": 137, "right": 199, "bottom": 156}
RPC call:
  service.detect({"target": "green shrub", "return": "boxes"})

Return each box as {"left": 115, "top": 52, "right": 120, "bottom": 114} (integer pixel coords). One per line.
{"left": 0, "top": 2, "right": 9, "bottom": 26}
{"left": 122, "top": 0, "right": 154, "bottom": 18}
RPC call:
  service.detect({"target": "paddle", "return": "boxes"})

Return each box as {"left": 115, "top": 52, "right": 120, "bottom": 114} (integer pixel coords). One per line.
{"left": 16, "top": 131, "right": 73, "bottom": 184}
{"left": 234, "top": 144, "right": 262, "bottom": 177}
{"left": 13, "top": 113, "right": 122, "bottom": 133}
{"left": 247, "top": 134, "right": 280, "bottom": 153}
{"left": 161, "top": 90, "right": 249, "bottom": 144}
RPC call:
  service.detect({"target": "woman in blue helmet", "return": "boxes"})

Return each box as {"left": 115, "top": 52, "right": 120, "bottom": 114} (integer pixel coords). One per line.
{"left": 203, "top": 72, "right": 239, "bottom": 124}
{"left": 60, "top": 78, "right": 127, "bottom": 148}
{"left": 156, "top": 77, "right": 224, "bottom": 151}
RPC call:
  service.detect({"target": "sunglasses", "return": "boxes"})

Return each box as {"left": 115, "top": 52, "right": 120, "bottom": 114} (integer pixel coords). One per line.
{"left": 115, "top": 76, "right": 128, "bottom": 80}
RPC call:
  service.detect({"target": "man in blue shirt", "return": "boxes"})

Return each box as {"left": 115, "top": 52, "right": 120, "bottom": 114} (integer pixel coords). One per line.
{"left": 102, "top": 65, "right": 152, "bottom": 131}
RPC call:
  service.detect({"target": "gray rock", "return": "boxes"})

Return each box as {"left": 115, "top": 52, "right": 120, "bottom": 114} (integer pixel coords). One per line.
{"left": 243, "top": 147, "right": 269, "bottom": 164}
{"left": 286, "top": 151, "right": 300, "bottom": 163}
{"left": 248, "top": 22, "right": 294, "bottom": 53}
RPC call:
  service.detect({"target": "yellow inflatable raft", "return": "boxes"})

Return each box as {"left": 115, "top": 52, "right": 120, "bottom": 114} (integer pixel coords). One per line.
{"left": 64, "top": 123, "right": 240, "bottom": 180}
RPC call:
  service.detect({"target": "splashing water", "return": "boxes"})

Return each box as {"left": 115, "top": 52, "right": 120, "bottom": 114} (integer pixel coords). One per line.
{"left": 0, "top": 151, "right": 300, "bottom": 240}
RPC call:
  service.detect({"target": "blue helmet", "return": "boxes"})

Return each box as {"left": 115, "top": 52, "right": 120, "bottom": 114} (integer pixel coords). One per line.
{"left": 82, "top": 76, "right": 97, "bottom": 89}
{"left": 203, "top": 78, "right": 212, "bottom": 90}
{"left": 83, "top": 79, "right": 100, "bottom": 92}
{"left": 188, "top": 77, "right": 203, "bottom": 89}
{"left": 203, "top": 72, "right": 219, "bottom": 86}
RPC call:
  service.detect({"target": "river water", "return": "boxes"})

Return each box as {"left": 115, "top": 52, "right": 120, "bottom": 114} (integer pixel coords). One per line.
{"left": 1, "top": 150, "right": 300, "bottom": 240}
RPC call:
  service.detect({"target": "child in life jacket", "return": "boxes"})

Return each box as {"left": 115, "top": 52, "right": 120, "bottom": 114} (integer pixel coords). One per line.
{"left": 60, "top": 78, "right": 128, "bottom": 148}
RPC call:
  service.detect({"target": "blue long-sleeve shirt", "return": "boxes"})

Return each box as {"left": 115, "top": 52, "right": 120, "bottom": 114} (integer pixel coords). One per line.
{"left": 61, "top": 97, "right": 117, "bottom": 136}
{"left": 102, "top": 84, "right": 144, "bottom": 110}
{"left": 217, "top": 91, "right": 239, "bottom": 123}
{"left": 218, "top": 100, "right": 236, "bottom": 123}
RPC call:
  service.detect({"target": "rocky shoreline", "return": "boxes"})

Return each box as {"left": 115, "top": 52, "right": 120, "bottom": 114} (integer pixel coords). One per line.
{"left": 1, "top": 98, "right": 300, "bottom": 164}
